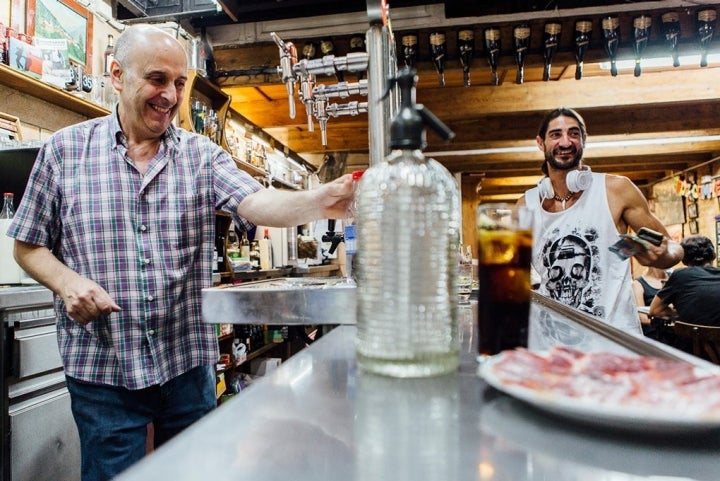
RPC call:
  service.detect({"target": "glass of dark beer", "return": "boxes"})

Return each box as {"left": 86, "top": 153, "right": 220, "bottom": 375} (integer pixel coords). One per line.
{"left": 476, "top": 203, "right": 533, "bottom": 360}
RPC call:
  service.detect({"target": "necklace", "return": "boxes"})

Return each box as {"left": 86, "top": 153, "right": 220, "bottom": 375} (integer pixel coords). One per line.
{"left": 553, "top": 192, "right": 574, "bottom": 210}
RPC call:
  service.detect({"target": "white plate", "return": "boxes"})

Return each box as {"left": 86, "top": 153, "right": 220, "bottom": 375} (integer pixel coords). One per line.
{"left": 479, "top": 352, "right": 720, "bottom": 434}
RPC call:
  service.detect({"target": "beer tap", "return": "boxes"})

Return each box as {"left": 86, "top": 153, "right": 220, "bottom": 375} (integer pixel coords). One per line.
{"left": 314, "top": 98, "right": 368, "bottom": 148}
{"left": 315, "top": 94, "right": 330, "bottom": 146}
{"left": 632, "top": 14, "right": 652, "bottom": 77}
{"left": 400, "top": 34, "right": 418, "bottom": 69}
{"left": 298, "top": 67, "right": 316, "bottom": 132}
{"left": 513, "top": 24, "right": 531, "bottom": 84}
{"left": 313, "top": 79, "right": 368, "bottom": 99}
{"left": 601, "top": 15, "right": 620, "bottom": 77}
{"left": 574, "top": 19, "right": 593, "bottom": 80}
{"left": 661, "top": 12, "right": 681, "bottom": 67}
{"left": 294, "top": 52, "right": 369, "bottom": 79}
{"left": 484, "top": 27, "right": 501, "bottom": 86}
{"left": 697, "top": 9, "right": 717, "bottom": 68}
{"left": 542, "top": 22, "right": 561, "bottom": 81}
{"left": 271, "top": 32, "right": 298, "bottom": 119}
{"left": 457, "top": 29, "right": 475, "bottom": 87}
{"left": 429, "top": 31, "right": 447, "bottom": 86}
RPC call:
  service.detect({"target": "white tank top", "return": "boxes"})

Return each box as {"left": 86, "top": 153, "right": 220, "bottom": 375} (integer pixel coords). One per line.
{"left": 524, "top": 172, "right": 642, "bottom": 334}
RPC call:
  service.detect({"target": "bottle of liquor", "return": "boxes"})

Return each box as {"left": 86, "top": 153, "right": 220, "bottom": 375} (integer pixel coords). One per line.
{"left": 429, "top": 31, "right": 447, "bottom": 86}
{"left": 484, "top": 27, "right": 501, "bottom": 86}
{"left": 601, "top": 16, "right": 620, "bottom": 77}
{"left": 633, "top": 15, "right": 652, "bottom": 77}
{"left": 542, "top": 22, "right": 561, "bottom": 81}
{"left": 513, "top": 24, "right": 531, "bottom": 84}
{"left": 400, "top": 34, "right": 418, "bottom": 69}
{"left": 697, "top": 9, "right": 717, "bottom": 68}
{"left": 103, "top": 34, "right": 115, "bottom": 76}
{"left": 661, "top": 12, "right": 681, "bottom": 67}
{"left": 355, "top": 67, "right": 459, "bottom": 377}
{"left": 343, "top": 170, "right": 364, "bottom": 282}
{"left": 574, "top": 19, "right": 593, "bottom": 80}
{"left": 319, "top": 37, "right": 343, "bottom": 81}
{"left": 349, "top": 34, "right": 366, "bottom": 81}
{"left": 301, "top": 41, "right": 316, "bottom": 60}
{"left": 457, "top": 29, "right": 475, "bottom": 87}
{"left": 240, "top": 232, "right": 251, "bottom": 261}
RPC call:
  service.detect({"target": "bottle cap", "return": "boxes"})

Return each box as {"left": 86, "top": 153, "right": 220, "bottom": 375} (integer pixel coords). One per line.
{"left": 351, "top": 170, "right": 364, "bottom": 181}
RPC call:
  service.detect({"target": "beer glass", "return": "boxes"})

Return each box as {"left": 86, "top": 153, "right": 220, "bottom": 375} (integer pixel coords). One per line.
{"left": 476, "top": 203, "right": 533, "bottom": 359}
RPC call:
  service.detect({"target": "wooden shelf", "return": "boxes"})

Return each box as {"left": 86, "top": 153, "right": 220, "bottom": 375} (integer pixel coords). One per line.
{"left": 0, "top": 64, "right": 109, "bottom": 118}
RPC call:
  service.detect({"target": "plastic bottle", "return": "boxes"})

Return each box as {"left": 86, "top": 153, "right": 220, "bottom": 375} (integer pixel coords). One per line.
{"left": 0, "top": 192, "right": 23, "bottom": 284}
{"left": 355, "top": 68, "right": 460, "bottom": 378}
{"left": 343, "top": 170, "right": 364, "bottom": 282}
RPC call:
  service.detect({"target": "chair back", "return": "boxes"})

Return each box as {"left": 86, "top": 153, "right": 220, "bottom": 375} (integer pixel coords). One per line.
{"left": 673, "top": 321, "right": 720, "bottom": 365}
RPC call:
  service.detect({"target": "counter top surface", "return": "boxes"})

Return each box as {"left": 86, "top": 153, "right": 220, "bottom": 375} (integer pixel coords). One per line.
{"left": 0, "top": 285, "right": 52, "bottom": 310}
{"left": 117, "top": 302, "right": 720, "bottom": 481}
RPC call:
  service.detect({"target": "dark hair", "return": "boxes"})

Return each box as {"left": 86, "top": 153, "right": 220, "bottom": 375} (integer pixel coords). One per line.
{"left": 681, "top": 235, "right": 716, "bottom": 266}
{"left": 537, "top": 107, "right": 588, "bottom": 176}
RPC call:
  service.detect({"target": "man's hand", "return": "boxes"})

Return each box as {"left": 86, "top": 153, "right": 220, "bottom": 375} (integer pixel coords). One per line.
{"left": 60, "top": 276, "right": 122, "bottom": 325}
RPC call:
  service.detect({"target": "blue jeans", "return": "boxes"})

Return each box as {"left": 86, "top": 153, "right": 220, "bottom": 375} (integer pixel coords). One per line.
{"left": 65, "top": 365, "right": 216, "bottom": 481}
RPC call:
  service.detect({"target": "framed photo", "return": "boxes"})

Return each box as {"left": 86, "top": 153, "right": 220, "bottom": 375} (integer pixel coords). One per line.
{"left": 689, "top": 220, "right": 699, "bottom": 235}
{"left": 27, "top": 0, "right": 93, "bottom": 70}
{"left": 687, "top": 201, "right": 698, "bottom": 219}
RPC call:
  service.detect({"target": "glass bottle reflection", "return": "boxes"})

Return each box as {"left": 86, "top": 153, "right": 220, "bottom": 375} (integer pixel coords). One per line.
{"left": 542, "top": 22, "right": 561, "bottom": 81}
{"left": 601, "top": 16, "right": 620, "bottom": 77}
{"left": 484, "top": 27, "right": 501, "bottom": 86}
{"left": 457, "top": 29, "right": 475, "bottom": 87}
{"left": 633, "top": 15, "right": 652, "bottom": 77}
{"left": 513, "top": 24, "right": 531, "bottom": 84}
{"left": 429, "top": 31, "right": 447, "bottom": 86}
{"left": 574, "top": 19, "right": 593, "bottom": 80}
{"left": 697, "top": 9, "right": 717, "bottom": 68}
{"left": 661, "top": 12, "right": 681, "bottom": 67}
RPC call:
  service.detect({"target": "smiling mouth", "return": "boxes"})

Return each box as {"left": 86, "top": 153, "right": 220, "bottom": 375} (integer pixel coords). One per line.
{"left": 150, "top": 104, "right": 172, "bottom": 115}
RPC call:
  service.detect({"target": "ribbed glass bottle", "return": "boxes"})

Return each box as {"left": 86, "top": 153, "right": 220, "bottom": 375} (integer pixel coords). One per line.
{"left": 355, "top": 149, "right": 460, "bottom": 377}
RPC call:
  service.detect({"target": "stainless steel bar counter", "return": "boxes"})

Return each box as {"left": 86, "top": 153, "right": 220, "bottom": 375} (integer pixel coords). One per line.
{"left": 118, "top": 300, "right": 720, "bottom": 481}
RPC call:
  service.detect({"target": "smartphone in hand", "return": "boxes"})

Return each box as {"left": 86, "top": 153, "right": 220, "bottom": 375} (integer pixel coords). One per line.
{"left": 636, "top": 227, "right": 663, "bottom": 246}
{"left": 608, "top": 227, "right": 663, "bottom": 260}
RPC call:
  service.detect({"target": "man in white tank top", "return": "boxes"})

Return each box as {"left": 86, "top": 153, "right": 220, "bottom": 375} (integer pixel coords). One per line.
{"left": 519, "top": 107, "right": 683, "bottom": 335}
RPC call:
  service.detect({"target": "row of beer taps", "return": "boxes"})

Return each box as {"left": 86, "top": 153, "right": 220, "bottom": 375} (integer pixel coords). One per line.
{"left": 271, "top": 32, "right": 370, "bottom": 147}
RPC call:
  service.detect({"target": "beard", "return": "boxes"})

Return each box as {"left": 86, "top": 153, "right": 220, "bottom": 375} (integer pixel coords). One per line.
{"left": 545, "top": 145, "right": 583, "bottom": 171}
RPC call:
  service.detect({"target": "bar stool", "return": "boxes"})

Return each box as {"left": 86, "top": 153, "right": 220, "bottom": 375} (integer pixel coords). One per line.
{"left": 673, "top": 321, "right": 720, "bottom": 365}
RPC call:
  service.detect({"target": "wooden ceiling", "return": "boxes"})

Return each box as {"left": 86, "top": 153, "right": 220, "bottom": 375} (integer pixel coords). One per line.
{"left": 205, "top": 2, "right": 720, "bottom": 201}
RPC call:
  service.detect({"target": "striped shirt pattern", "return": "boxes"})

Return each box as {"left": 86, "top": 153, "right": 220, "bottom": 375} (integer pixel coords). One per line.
{"left": 8, "top": 111, "right": 263, "bottom": 389}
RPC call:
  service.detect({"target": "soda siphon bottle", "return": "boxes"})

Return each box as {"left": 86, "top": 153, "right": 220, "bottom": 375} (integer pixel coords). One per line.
{"left": 355, "top": 67, "right": 460, "bottom": 377}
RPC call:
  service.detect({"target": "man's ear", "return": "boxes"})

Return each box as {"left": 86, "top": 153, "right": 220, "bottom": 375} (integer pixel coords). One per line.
{"left": 536, "top": 135, "right": 544, "bottom": 151}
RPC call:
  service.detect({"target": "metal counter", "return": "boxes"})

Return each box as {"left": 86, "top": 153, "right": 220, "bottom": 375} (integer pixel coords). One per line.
{"left": 117, "top": 300, "right": 720, "bottom": 481}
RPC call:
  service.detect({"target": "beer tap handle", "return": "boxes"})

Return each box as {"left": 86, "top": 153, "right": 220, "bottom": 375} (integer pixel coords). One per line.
{"left": 313, "top": 79, "right": 368, "bottom": 99}
{"left": 271, "top": 32, "right": 298, "bottom": 119}
{"left": 315, "top": 95, "right": 329, "bottom": 146}
{"left": 299, "top": 73, "right": 316, "bottom": 131}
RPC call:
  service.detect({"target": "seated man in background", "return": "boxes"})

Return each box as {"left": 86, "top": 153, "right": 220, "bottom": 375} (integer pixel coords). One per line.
{"left": 649, "top": 235, "right": 720, "bottom": 327}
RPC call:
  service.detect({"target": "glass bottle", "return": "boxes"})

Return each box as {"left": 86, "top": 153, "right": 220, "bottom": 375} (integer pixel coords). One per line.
{"left": 343, "top": 170, "right": 364, "bottom": 283}
{"left": 574, "top": 19, "right": 593, "bottom": 80}
{"left": 697, "top": 9, "right": 717, "bottom": 68}
{"left": 633, "top": 15, "right": 652, "bottom": 77}
{"left": 0, "top": 192, "right": 14, "bottom": 219}
{"left": 355, "top": 67, "right": 460, "bottom": 378}
{"left": 601, "top": 15, "right": 620, "bottom": 77}
{"left": 662, "top": 12, "right": 681, "bottom": 67}
{"left": 513, "top": 24, "right": 531, "bottom": 84}
{"left": 429, "top": 31, "right": 447, "bottom": 86}
{"left": 457, "top": 29, "right": 474, "bottom": 87}
{"left": 103, "top": 34, "right": 115, "bottom": 76}
{"left": 542, "top": 22, "right": 562, "bottom": 81}
{"left": 484, "top": 27, "right": 501, "bottom": 86}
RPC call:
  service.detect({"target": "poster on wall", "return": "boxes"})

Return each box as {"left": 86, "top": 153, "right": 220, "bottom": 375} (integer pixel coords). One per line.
{"left": 34, "top": 37, "right": 71, "bottom": 88}
{"left": 8, "top": 37, "right": 43, "bottom": 78}
{"left": 28, "top": 0, "right": 92, "bottom": 69}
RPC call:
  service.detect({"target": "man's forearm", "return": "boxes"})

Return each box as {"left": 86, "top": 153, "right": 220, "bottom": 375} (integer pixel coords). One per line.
{"left": 14, "top": 240, "right": 80, "bottom": 296}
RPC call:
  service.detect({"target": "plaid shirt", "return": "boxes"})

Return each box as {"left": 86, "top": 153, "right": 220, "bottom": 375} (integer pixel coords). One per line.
{"left": 8, "top": 111, "right": 263, "bottom": 389}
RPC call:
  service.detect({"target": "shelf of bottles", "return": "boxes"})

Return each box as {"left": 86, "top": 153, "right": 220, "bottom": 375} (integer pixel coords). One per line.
{"left": 224, "top": 110, "right": 309, "bottom": 191}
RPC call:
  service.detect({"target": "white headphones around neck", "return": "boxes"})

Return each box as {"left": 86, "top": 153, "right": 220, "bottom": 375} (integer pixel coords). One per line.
{"left": 538, "top": 166, "right": 593, "bottom": 201}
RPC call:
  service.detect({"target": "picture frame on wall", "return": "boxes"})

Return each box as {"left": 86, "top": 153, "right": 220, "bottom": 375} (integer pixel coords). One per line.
{"left": 687, "top": 201, "right": 698, "bottom": 219}
{"left": 689, "top": 220, "right": 699, "bottom": 235}
{"left": 27, "top": 0, "right": 93, "bottom": 70}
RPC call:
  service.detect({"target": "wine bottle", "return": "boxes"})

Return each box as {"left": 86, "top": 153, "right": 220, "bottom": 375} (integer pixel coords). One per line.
{"left": 661, "top": 12, "right": 681, "bottom": 67}
{"left": 513, "top": 24, "right": 531, "bottom": 84}
{"left": 457, "top": 29, "right": 474, "bottom": 87}
{"left": 484, "top": 27, "right": 501, "bottom": 86}
{"left": 601, "top": 16, "right": 620, "bottom": 77}
{"left": 301, "top": 41, "right": 316, "bottom": 60}
{"left": 400, "top": 34, "right": 418, "bottom": 69}
{"left": 633, "top": 15, "right": 652, "bottom": 77}
{"left": 542, "top": 22, "right": 562, "bottom": 81}
{"left": 103, "top": 34, "right": 115, "bottom": 76}
{"left": 574, "top": 19, "right": 593, "bottom": 80}
{"left": 697, "top": 9, "right": 717, "bottom": 68}
{"left": 429, "top": 31, "right": 447, "bottom": 86}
